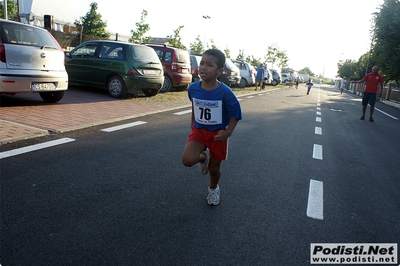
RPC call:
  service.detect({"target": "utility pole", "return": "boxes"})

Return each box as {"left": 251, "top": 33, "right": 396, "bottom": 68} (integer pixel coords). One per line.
{"left": 3, "top": 0, "right": 7, "bottom": 19}
{"left": 202, "top": 15, "right": 210, "bottom": 49}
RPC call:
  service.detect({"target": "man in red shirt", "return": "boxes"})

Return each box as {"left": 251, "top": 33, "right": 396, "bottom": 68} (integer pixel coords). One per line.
{"left": 354, "top": 66, "right": 384, "bottom": 122}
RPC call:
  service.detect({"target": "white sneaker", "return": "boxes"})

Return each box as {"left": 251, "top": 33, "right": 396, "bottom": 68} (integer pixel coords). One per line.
{"left": 199, "top": 148, "right": 210, "bottom": 175}
{"left": 206, "top": 185, "right": 220, "bottom": 206}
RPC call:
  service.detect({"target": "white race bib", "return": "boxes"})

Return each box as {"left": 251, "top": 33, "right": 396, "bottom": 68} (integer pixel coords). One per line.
{"left": 193, "top": 98, "right": 222, "bottom": 125}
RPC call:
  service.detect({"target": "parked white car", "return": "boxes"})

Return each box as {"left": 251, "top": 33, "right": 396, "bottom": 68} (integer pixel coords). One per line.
{"left": 0, "top": 19, "right": 68, "bottom": 102}
{"left": 232, "top": 59, "right": 256, "bottom": 88}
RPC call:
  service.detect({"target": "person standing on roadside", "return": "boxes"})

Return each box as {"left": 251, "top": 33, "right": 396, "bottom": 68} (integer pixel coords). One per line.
{"left": 340, "top": 77, "right": 347, "bottom": 94}
{"left": 181, "top": 49, "right": 242, "bottom": 206}
{"left": 255, "top": 64, "right": 264, "bottom": 91}
{"left": 353, "top": 66, "right": 384, "bottom": 122}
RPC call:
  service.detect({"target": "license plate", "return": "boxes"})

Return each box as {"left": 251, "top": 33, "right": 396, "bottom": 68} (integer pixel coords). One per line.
{"left": 31, "top": 83, "right": 56, "bottom": 91}
{"left": 143, "top": 70, "right": 157, "bottom": 75}
{"left": 181, "top": 68, "right": 189, "bottom": 73}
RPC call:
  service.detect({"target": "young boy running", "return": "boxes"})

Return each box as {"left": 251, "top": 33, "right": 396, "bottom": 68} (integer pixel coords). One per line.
{"left": 181, "top": 49, "right": 242, "bottom": 206}
{"left": 305, "top": 79, "right": 314, "bottom": 95}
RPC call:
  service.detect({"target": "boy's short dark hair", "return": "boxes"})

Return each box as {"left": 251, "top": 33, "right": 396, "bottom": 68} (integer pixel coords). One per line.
{"left": 203, "top": 49, "right": 225, "bottom": 69}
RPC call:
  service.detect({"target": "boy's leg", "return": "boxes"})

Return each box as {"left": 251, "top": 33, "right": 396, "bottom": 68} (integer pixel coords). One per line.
{"left": 208, "top": 157, "right": 222, "bottom": 189}
{"left": 182, "top": 141, "right": 207, "bottom": 167}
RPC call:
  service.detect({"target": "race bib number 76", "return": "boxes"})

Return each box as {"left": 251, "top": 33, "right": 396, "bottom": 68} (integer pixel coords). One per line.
{"left": 193, "top": 98, "right": 222, "bottom": 125}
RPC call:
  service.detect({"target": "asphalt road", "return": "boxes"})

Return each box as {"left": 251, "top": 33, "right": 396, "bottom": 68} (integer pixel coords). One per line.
{"left": 1, "top": 86, "right": 399, "bottom": 265}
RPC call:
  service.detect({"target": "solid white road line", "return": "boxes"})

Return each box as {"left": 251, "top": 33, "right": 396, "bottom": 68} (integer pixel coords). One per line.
{"left": 313, "top": 144, "right": 323, "bottom": 160}
{"left": 375, "top": 107, "right": 399, "bottom": 120}
{"left": 307, "top": 179, "right": 324, "bottom": 220}
{"left": 101, "top": 121, "right": 147, "bottom": 132}
{"left": 174, "top": 110, "right": 192, "bottom": 115}
{"left": 315, "top": 127, "right": 322, "bottom": 135}
{"left": 0, "top": 138, "right": 76, "bottom": 159}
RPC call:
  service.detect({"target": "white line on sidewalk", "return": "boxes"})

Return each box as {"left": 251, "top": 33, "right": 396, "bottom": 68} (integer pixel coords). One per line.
{"left": 174, "top": 109, "right": 192, "bottom": 115}
{"left": 307, "top": 179, "right": 324, "bottom": 220}
{"left": 101, "top": 121, "right": 147, "bottom": 132}
{"left": 0, "top": 138, "right": 76, "bottom": 159}
{"left": 313, "top": 144, "right": 323, "bottom": 160}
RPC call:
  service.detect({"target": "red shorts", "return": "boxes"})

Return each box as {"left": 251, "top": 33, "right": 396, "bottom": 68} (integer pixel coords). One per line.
{"left": 186, "top": 126, "right": 228, "bottom": 161}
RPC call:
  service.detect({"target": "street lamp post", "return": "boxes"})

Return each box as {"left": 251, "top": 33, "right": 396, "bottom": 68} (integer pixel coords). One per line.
{"left": 202, "top": 15, "right": 210, "bottom": 49}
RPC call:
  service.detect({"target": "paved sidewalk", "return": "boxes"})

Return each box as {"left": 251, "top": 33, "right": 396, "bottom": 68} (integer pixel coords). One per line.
{"left": 0, "top": 89, "right": 190, "bottom": 145}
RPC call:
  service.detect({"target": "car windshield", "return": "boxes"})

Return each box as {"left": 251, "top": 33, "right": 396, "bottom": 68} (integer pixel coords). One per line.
{"left": 0, "top": 22, "right": 59, "bottom": 48}
{"left": 132, "top": 46, "right": 163, "bottom": 63}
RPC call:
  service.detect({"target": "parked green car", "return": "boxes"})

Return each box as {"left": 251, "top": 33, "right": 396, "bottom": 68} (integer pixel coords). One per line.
{"left": 65, "top": 40, "right": 164, "bottom": 97}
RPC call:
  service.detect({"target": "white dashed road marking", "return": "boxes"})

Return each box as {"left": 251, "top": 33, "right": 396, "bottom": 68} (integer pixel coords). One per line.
{"left": 0, "top": 138, "right": 76, "bottom": 159}
{"left": 315, "top": 127, "right": 322, "bottom": 135}
{"left": 307, "top": 179, "right": 324, "bottom": 220}
{"left": 313, "top": 143, "right": 323, "bottom": 160}
{"left": 174, "top": 110, "right": 192, "bottom": 115}
{"left": 101, "top": 121, "right": 147, "bottom": 132}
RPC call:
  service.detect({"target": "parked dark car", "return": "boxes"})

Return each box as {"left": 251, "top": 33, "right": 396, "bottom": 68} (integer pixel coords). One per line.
{"left": 147, "top": 44, "right": 192, "bottom": 92}
{"left": 65, "top": 40, "right": 164, "bottom": 98}
{"left": 0, "top": 19, "right": 68, "bottom": 102}
{"left": 190, "top": 54, "right": 202, "bottom": 82}
{"left": 218, "top": 58, "right": 241, "bottom": 87}
{"left": 263, "top": 69, "right": 281, "bottom": 86}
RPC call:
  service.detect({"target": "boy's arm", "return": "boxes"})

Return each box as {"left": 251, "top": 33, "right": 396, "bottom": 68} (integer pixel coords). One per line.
{"left": 214, "top": 117, "right": 239, "bottom": 142}
{"left": 190, "top": 105, "right": 195, "bottom": 127}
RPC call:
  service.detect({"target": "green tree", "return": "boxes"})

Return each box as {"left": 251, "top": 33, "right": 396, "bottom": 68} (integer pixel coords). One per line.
{"left": 247, "top": 56, "right": 261, "bottom": 67}
{"left": 276, "top": 50, "right": 289, "bottom": 68}
{"left": 264, "top": 44, "right": 288, "bottom": 69}
{"left": 338, "top": 59, "right": 361, "bottom": 80}
{"left": 0, "top": 0, "right": 18, "bottom": 19}
{"left": 224, "top": 47, "right": 231, "bottom": 59}
{"left": 299, "top": 67, "right": 315, "bottom": 76}
{"left": 167, "top": 25, "right": 186, "bottom": 49}
{"left": 236, "top": 50, "right": 245, "bottom": 61}
{"left": 129, "top": 10, "right": 151, "bottom": 44}
{"left": 74, "top": 2, "right": 110, "bottom": 38}
{"left": 209, "top": 39, "right": 218, "bottom": 49}
{"left": 189, "top": 35, "right": 204, "bottom": 54}
{"left": 372, "top": 0, "right": 400, "bottom": 81}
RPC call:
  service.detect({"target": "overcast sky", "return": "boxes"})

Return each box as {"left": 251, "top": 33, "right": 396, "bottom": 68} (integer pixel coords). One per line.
{"left": 66, "top": 0, "right": 383, "bottom": 78}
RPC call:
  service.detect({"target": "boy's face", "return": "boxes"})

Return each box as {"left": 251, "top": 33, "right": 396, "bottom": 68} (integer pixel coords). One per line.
{"left": 199, "top": 54, "right": 223, "bottom": 82}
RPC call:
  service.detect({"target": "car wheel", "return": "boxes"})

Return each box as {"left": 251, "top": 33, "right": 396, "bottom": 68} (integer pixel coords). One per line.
{"left": 160, "top": 76, "right": 172, "bottom": 93}
{"left": 271, "top": 80, "right": 278, "bottom": 86}
{"left": 142, "top": 88, "right": 159, "bottom": 97}
{"left": 107, "top": 75, "right": 126, "bottom": 98}
{"left": 39, "top": 91, "right": 64, "bottom": 103}
{"left": 238, "top": 78, "right": 247, "bottom": 88}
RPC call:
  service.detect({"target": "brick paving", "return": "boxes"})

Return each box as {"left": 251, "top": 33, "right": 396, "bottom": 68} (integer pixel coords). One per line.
{"left": 0, "top": 89, "right": 190, "bottom": 144}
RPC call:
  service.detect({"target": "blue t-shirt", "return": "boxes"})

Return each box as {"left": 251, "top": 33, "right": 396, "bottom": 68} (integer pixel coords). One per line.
{"left": 188, "top": 81, "right": 242, "bottom": 131}
{"left": 256, "top": 66, "right": 264, "bottom": 80}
